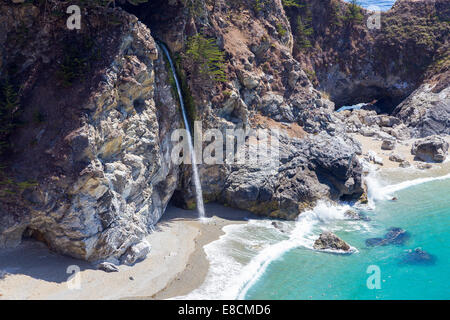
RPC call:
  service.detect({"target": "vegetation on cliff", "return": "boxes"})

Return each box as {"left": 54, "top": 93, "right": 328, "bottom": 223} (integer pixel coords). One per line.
{"left": 185, "top": 34, "right": 227, "bottom": 83}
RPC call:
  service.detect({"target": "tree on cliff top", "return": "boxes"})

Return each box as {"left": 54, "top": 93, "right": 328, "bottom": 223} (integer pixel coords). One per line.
{"left": 344, "top": 0, "right": 364, "bottom": 25}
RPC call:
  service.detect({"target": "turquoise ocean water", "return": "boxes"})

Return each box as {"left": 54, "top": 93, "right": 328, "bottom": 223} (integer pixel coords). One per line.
{"left": 245, "top": 176, "right": 450, "bottom": 300}
{"left": 181, "top": 166, "right": 450, "bottom": 300}
{"left": 179, "top": 0, "right": 447, "bottom": 301}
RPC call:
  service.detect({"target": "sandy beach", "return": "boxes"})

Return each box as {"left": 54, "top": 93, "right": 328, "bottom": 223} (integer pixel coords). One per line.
{"left": 351, "top": 133, "right": 450, "bottom": 170}
{"left": 1, "top": 133, "right": 448, "bottom": 300}
{"left": 0, "top": 203, "right": 252, "bottom": 300}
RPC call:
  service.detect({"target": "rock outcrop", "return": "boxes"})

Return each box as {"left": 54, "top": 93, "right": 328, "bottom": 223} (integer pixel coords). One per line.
{"left": 411, "top": 135, "right": 449, "bottom": 162}
{"left": 366, "top": 227, "right": 410, "bottom": 247}
{"left": 286, "top": 0, "right": 449, "bottom": 136}
{"left": 401, "top": 247, "right": 437, "bottom": 265}
{"left": 313, "top": 231, "right": 352, "bottom": 252}
{"left": 0, "top": 3, "right": 180, "bottom": 262}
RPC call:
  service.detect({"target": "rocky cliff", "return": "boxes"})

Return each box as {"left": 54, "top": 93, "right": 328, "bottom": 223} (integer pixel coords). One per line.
{"left": 284, "top": 0, "right": 449, "bottom": 136}
{"left": 0, "top": 0, "right": 447, "bottom": 262}
{"left": 0, "top": 1, "right": 181, "bottom": 262}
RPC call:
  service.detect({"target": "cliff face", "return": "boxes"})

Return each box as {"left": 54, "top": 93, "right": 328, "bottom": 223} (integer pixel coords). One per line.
{"left": 284, "top": 0, "right": 449, "bottom": 135}
{"left": 0, "top": 0, "right": 447, "bottom": 262}
{"left": 0, "top": 2, "right": 181, "bottom": 262}
{"left": 130, "top": 0, "right": 364, "bottom": 217}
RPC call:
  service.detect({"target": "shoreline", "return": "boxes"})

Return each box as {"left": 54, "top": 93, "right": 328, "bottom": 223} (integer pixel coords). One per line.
{"left": 0, "top": 204, "right": 252, "bottom": 300}
{"left": 1, "top": 135, "right": 448, "bottom": 300}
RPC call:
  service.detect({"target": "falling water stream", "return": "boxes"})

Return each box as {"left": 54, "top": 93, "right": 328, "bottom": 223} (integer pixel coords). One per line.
{"left": 159, "top": 43, "right": 206, "bottom": 220}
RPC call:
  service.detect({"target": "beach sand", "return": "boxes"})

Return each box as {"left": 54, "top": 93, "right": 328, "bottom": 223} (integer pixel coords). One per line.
{"left": 1, "top": 134, "right": 448, "bottom": 300}
{"left": 351, "top": 133, "right": 450, "bottom": 170}
{"left": 0, "top": 203, "right": 252, "bottom": 300}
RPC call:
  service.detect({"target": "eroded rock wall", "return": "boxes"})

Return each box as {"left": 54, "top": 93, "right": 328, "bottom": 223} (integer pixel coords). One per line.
{"left": 0, "top": 2, "right": 181, "bottom": 262}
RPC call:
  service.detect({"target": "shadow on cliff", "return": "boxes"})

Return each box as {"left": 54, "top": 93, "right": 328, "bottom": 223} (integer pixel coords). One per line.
{"left": 159, "top": 202, "right": 263, "bottom": 225}
{"left": 0, "top": 240, "right": 93, "bottom": 283}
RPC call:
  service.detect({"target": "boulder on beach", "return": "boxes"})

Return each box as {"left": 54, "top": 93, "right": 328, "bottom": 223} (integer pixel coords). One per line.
{"left": 366, "top": 227, "right": 410, "bottom": 247}
{"left": 381, "top": 140, "right": 396, "bottom": 150}
{"left": 313, "top": 232, "right": 352, "bottom": 252}
{"left": 401, "top": 248, "right": 436, "bottom": 265}
{"left": 120, "top": 240, "right": 151, "bottom": 265}
{"left": 411, "top": 135, "right": 449, "bottom": 162}
{"left": 399, "top": 161, "right": 411, "bottom": 168}
{"left": 97, "top": 262, "right": 119, "bottom": 273}
{"left": 389, "top": 153, "right": 405, "bottom": 163}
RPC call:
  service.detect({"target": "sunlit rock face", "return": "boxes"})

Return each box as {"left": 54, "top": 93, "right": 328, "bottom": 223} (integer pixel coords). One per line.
{"left": 0, "top": 4, "right": 181, "bottom": 262}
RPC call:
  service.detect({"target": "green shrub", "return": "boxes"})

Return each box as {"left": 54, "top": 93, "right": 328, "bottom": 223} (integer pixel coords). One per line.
{"left": 282, "top": 0, "right": 302, "bottom": 8}
{"left": 185, "top": 34, "right": 227, "bottom": 83}
{"left": 344, "top": 0, "right": 364, "bottom": 25}
{"left": 296, "top": 15, "right": 313, "bottom": 49}
{"left": 254, "top": 0, "right": 267, "bottom": 13}
{"left": 276, "top": 23, "right": 287, "bottom": 37}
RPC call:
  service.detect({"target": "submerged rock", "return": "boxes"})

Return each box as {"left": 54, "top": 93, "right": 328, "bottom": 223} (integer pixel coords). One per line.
{"left": 385, "top": 227, "right": 410, "bottom": 245}
{"left": 313, "top": 232, "right": 352, "bottom": 252}
{"left": 365, "top": 238, "right": 386, "bottom": 247}
{"left": 401, "top": 248, "right": 436, "bottom": 265}
{"left": 97, "top": 262, "right": 119, "bottom": 273}
{"left": 366, "top": 227, "right": 410, "bottom": 247}
{"left": 271, "top": 221, "right": 287, "bottom": 233}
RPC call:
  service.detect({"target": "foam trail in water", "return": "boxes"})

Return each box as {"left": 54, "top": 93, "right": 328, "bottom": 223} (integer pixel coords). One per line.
{"left": 383, "top": 173, "right": 450, "bottom": 194}
{"left": 177, "top": 202, "right": 350, "bottom": 300}
{"left": 365, "top": 164, "right": 450, "bottom": 207}
{"left": 159, "top": 43, "right": 205, "bottom": 219}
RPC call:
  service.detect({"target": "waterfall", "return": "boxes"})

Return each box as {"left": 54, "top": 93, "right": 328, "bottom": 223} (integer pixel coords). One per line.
{"left": 159, "top": 43, "right": 206, "bottom": 220}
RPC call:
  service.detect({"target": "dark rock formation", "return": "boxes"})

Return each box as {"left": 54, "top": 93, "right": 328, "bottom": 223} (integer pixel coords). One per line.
{"left": 400, "top": 248, "right": 437, "bottom": 265}
{"left": 411, "top": 135, "right": 449, "bottom": 162}
{"left": 313, "top": 231, "right": 352, "bottom": 252}
{"left": 366, "top": 227, "right": 410, "bottom": 247}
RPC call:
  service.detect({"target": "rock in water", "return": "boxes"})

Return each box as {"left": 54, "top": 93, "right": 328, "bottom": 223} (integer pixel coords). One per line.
{"left": 271, "top": 221, "right": 286, "bottom": 233}
{"left": 120, "top": 240, "right": 151, "bottom": 265}
{"left": 97, "top": 262, "right": 119, "bottom": 273}
{"left": 365, "top": 238, "right": 386, "bottom": 247}
{"left": 366, "top": 227, "right": 410, "bottom": 247}
{"left": 401, "top": 248, "right": 436, "bottom": 265}
{"left": 411, "top": 135, "right": 449, "bottom": 162}
{"left": 344, "top": 209, "right": 371, "bottom": 221}
{"left": 313, "top": 232, "right": 351, "bottom": 252}
{"left": 385, "top": 227, "right": 410, "bottom": 245}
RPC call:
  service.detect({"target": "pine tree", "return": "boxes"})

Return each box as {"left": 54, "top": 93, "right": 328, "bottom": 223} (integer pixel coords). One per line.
{"left": 185, "top": 34, "right": 227, "bottom": 83}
